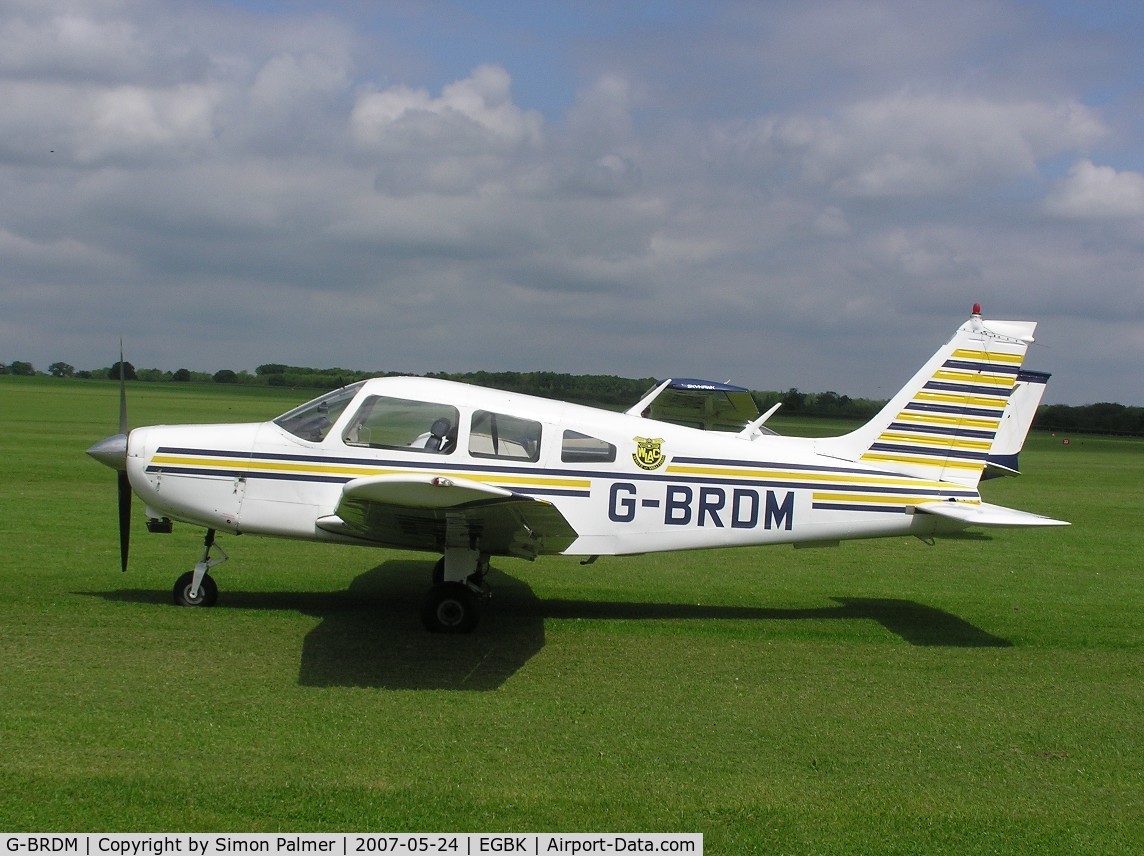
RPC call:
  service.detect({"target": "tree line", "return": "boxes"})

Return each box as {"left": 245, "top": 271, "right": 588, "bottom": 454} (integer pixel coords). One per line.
{"left": 4, "top": 359, "right": 1142, "bottom": 436}
{"left": 1033, "top": 402, "right": 1144, "bottom": 437}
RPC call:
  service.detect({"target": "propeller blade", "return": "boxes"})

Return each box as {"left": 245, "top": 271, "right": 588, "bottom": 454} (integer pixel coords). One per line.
{"left": 87, "top": 344, "right": 134, "bottom": 572}
{"left": 117, "top": 339, "right": 130, "bottom": 571}
{"left": 118, "top": 470, "right": 131, "bottom": 573}
{"left": 118, "top": 337, "right": 128, "bottom": 435}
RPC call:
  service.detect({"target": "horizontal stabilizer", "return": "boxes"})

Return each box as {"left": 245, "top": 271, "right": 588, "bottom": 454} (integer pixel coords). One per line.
{"left": 916, "top": 500, "right": 1068, "bottom": 528}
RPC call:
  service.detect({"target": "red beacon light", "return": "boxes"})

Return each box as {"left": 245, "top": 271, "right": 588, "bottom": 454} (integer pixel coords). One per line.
{"left": 972, "top": 303, "right": 982, "bottom": 316}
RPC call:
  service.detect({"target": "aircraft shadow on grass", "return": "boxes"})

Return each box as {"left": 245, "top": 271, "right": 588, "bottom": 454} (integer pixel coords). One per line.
{"left": 84, "top": 558, "right": 1011, "bottom": 691}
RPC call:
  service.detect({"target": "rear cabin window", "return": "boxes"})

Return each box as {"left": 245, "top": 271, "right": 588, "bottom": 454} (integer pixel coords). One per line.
{"left": 469, "top": 410, "right": 542, "bottom": 462}
{"left": 561, "top": 430, "right": 616, "bottom": 463}
{"left": 343, "top": 396, "right": 459, "bottom": 454}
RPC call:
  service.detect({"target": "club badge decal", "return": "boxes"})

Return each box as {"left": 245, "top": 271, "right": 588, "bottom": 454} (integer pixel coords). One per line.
{"left": 632, "top": 436, "right": 666, "bottom": 470}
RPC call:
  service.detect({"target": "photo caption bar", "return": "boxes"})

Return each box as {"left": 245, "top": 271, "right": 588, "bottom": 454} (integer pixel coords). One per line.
{"left": 2, "top": 835, "right": 701, "bottom": 856}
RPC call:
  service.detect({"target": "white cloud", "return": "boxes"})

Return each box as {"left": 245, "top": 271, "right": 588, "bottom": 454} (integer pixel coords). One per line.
{"left": 0, "top": 5, "right": 150, "bottom": 80}
{"left": 1, "top": 2, "right": 1142, "bottom": 404}
{"left": 250, "top": 51, "right": 349, "bottom": 113}
{"left": 564, "top": 74, "right": 637, "bottom": 148}
{"left": 1043, "top": 159, "right": 1144, "bottom": 220}
{"left": 348, "top": 65, "right": 548, "bottom": 196}
{"left": 702, "top": 93, "right": 1109, "bottom": 209}
{"left": 78, "top": 84, "right": 218, "bottom": 162}
{"left": 351, "top": 64, "right": 543, "bottom": 154}
{"left": 0, "top": 79, "right": 219, "bottom": 164}
{"left": 797, "top": 95, "right": 1107, "bottom": 197}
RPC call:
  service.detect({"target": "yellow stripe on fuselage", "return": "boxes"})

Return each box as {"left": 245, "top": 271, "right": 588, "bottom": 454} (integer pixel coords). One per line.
{"left": 664, "top": 463, "right": 950, "bottom": 493}
{"left": 148, "top": 454, "right": 590, "bottom": 490}
{"left": 153, "top": 454, "right": 382, "bottom": 478}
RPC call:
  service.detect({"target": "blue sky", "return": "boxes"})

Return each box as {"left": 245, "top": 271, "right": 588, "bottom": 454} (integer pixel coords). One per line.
{"left": 3, "top": 0, "right": 1144, "bottom": 404}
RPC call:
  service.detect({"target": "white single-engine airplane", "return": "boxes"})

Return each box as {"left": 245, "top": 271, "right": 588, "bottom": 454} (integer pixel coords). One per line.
{"left": 88, "top": 306, "right": 1067, "bottom": 632}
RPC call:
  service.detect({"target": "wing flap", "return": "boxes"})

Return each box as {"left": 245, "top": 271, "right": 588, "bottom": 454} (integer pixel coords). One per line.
{"left": 317, "top": 474, "right": 579, "bottom": 559}
{"left": 340, "top": 473, "right": 515, "bottom": 508}
{"left": 916, "top": 500, "right": 1068, "bottom": 528}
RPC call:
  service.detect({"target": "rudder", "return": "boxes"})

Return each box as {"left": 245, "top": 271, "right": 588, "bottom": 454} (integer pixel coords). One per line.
{"left": 983, "top": 369, "right": 1051, "bottom": 478}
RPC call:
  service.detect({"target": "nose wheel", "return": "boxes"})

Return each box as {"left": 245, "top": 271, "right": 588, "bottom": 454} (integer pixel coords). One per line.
{"left": 173, "top": 571, "right": 218, "bottom": 606}
{"left": 172, "top": 529, "right": 227, "bottom": 607}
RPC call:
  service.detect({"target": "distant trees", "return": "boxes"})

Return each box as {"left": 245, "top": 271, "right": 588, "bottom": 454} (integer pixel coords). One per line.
{"left": 430, "top": 370, "right": 656, "bottom": 408}
{"left": 108, "top": 361, "right": 137, "bottom": 381}
{"left": 13, "top": 358, "right": 1144, "bottom": 436}
{"left": 781, "top": 387, "right": 806, "bottom": 413}
{"left": 256, "top": 363, "right": 363, "bottom": 389}
{"left": 1036, "top": 402, "right": 1144, "bottom": 437}
{"left": 767, "top": 387, "right": 882, "bottom": 421}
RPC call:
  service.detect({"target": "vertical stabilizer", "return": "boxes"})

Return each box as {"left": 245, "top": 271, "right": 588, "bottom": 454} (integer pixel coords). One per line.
{"left": 816, "top": 307, "right": 1037, "bottom": 488}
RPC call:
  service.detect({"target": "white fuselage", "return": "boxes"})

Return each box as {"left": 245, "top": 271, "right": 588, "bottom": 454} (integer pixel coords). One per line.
{"left": 126, "top": 376, "right": 973, "bottom": 557}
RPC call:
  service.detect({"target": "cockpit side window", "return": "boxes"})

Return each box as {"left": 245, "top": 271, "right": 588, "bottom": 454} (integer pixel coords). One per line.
{"left": 469, "top": 410, "right": 542, "bottom": 462}
{"left": 273, "top": 383, "right": 364, "bottom": 442}
{"left": 343, "top": 395, "right": 459, "bottom": 454}
{"left": 561, "top": 430, "right": 616, "bottom": 463}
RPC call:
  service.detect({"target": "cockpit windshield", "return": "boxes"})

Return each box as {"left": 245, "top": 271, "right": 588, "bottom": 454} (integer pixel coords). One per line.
{"left": 273, "top": 382, "right": 364, "bottom": 442}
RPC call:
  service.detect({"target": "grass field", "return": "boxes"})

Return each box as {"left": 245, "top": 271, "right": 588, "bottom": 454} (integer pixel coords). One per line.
{"left": 1, "top": 376, "right": 1140, "bottom": 852}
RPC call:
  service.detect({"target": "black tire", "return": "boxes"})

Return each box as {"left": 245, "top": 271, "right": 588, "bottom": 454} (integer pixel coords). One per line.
{"left": 421, "top": 582, "right": 479, "bottom": 633}
{"left": 431, "top": 556, "right": 445, "bottom": 586}
{"left": 173, "top": 571, "right": 218, "bottom": 607}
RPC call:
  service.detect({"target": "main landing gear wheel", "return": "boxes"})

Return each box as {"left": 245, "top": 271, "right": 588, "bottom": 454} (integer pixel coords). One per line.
{"left": 421, "top": 582, "right": 480, "bottom": 633}
{"left": 173, "top": 571, "right": 218, "bottom": 607}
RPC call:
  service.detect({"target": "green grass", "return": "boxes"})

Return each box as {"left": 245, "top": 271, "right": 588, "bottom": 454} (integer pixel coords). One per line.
{"left": 1, "top": 376, "right": 1141, "bottom": 852}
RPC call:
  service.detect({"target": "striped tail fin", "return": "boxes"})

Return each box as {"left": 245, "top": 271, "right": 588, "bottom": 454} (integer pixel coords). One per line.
{"left": 817, "top": 307, "right": 1037, "bottom": 488}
